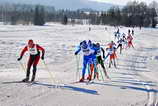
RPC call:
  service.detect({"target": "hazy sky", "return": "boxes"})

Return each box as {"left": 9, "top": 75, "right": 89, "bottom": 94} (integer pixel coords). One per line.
{"left": 0, "top": 0, "right": 157, "bottom": 10}
{"left": 88, "top": 0, "right": 157, "bottom": 5}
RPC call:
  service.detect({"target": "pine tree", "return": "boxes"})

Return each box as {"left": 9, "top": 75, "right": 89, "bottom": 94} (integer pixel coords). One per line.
{"left": 33, "top": 5, "right": 45, "bottom": 26}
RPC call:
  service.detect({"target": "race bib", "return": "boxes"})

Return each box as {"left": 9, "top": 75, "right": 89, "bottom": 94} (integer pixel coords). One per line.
{"left": 28, "top": 45, "right": 38, "bottom": 55}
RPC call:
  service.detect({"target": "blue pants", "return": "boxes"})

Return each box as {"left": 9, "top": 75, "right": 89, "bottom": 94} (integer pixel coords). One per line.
{"left": 82, "top": 54, "right": 96, "bottom": 78}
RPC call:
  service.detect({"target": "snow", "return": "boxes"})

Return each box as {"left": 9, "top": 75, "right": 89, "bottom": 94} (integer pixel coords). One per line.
{"left": 0, "top": 23, "right": 158, "bottom": 106}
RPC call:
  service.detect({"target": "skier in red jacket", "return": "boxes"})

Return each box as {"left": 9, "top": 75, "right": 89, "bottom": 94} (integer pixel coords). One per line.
{"left": 127, "top": 30, "right": 134, "bottom": 48}
{"left": 17, "top": 39, "right": 45, "bottom": 82}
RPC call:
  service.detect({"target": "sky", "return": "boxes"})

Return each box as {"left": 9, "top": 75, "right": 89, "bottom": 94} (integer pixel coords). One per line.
{"left": 0, "top": 0, "right": 115, "bottom": 10}
{"left": 88, "top": 0, "right": 157, "bottom": 5}
{"left": 0, "top": 0, "right": 157, "bottom": 10}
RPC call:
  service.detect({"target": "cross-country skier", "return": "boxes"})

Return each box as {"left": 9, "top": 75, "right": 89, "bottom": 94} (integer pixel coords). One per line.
{"left": 95, "top": 43, "right": 109, "bottom": 79}
{"left": 114, "top": 28, "right": 121, "bottom": 40}
{"left": 75, "top": 40, "right": 96, "bottom": 82}
{"left": 87, "top": 40, "right": 98, "bottom": 81}
{"left": 121, "top": 33, "right": 128, "bottom": 49}
{"left": 127, "top": 30, "right": 134, "bottom": 48}
{"left": 117, "top": 38, "right": 124, "bottom": 54}
{"left": 106, "top": 41, "right": 117, "bottom": 68}
{"left": 17, "top": 39, "right": 45, "bottom": 82}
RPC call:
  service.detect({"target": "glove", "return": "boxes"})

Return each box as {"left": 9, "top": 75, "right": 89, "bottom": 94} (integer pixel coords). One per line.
{"left": 17, "top": 57, "right": 22, "bottom": 61}
{"left": 41, "top": 56, "right": 44, "bottom": 60}
{"left": 75, "top": 52, "right": 78, "bottom": 55}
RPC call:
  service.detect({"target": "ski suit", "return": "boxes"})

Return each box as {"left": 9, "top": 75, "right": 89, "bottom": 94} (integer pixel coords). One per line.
{"left": 19, "top": 44, "right": 45, "bottom": 80}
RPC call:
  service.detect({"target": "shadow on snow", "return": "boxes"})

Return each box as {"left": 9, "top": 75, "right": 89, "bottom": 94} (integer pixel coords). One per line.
{"left": 2, "top": 81, "right": 99, "bottom": 95}
{"left": 90, "top": 82, "right": 158, "bottom": 93}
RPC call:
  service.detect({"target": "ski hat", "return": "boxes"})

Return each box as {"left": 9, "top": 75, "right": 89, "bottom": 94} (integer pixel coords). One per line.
{"left": 28, "top": 39, "right": 34, "bottom": 47}
{"left": 96, "top": 43, "right": 100, "bottom": 47}
{"left": 109, "top": 41, "right": 114, "bottom": 48}
{"left": 81, "top": 40, "right": 88, "bottom": 49}
{"left": 28, "top": 39, "right": 33, "bottom": 44}
{"left": 80, "top": 40, "right": 86, "bottom": 46}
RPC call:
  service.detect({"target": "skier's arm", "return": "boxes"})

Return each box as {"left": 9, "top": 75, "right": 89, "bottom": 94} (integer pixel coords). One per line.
{"left": 18, "top": 46, "right": 28, "bottom": 61}
{"left": 37, "top": 44, "right": 45, "bottom": 59}
{"left": 20, "top": 46, "right": 28, "bottom": 58}
{"left": 101, "top": 47, "right": 105, "bottom": 58}
{"left": 75, "top": 46, "right": 81, "bottom": 55}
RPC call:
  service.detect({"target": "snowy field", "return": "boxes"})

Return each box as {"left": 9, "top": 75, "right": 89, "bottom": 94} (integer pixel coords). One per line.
{"left": 0, "top": 23, "right": 158, "bottom": 106}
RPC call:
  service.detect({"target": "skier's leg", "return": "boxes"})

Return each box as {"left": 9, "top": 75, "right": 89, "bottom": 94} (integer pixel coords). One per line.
{"left": 120, "top": 44, "right": 122, "bottom": 54}
{"left": 32, "top": 55, "right": 40, "bottom": 82}
{"left": 131, "top": 41, "right": 134, "bottom": 48}
{"left": 109, "top": 57, "right": 112, "bottom": 68}
{"left": 113, "top": 59, "right": 117, "bottom": 68}
{"left": 23, "top": 57, "right": 33, "bottom": 82}
{"left": 100, "top": 57, "right": 109, "bottom": 79}
{"left": 80, "top": 56, "right": 88, "bottom": 82}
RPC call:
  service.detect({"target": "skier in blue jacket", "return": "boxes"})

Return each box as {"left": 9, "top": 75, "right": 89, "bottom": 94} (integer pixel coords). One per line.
{"left": 75, "top": 40, "right": 96, "bottom": 82}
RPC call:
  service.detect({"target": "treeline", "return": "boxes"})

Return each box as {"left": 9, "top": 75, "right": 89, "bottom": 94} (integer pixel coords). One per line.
{"left": 100, "top": 1, "right": 158, "bottom": 28}
{"left": 0, "top": 1, "right": 157, "bottom": 27}
{"left": 0, "top": 3, "right": 55, "bottom": 25}
{"left": 0, "top": 3, "right": 93, "bottom": 25}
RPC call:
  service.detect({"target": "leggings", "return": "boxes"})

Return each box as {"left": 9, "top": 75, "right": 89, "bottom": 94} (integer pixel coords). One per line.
{"left": 26, "top": 54, "right": 40, "bottom": 78}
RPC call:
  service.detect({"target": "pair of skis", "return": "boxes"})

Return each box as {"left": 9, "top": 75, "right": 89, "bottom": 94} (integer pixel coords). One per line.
{"left": 71, "top": 80, "right": 94, "bottom": 85}
{"left": 17, "top": 80, "right": 37, "bottom": 86}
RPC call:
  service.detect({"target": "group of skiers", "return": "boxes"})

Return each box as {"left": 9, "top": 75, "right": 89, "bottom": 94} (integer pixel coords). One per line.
{"left": 75, "top": 28, "right": 134, "bottom": 82}
{"left": 17, "top": 28, "right": 134, "bottom": 83}
{"left": 114, "top": 28, "right": 134, "bottom": 54}
{"left": 75, "top": 40, "right": 109, "bottom": 82}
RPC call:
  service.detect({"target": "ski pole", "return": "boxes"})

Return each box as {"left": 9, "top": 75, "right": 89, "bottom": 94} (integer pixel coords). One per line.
{"left": 75, "top": 55, "right": 80, "bottom": 81}
{"left": 42, "top": 60, "right": 56, "bottom": 84}
{"left": 19, "top": 61, "right": 26, "bottom": 73}
{"left": 93, "top": 63, "right": 102, "bottom": 81}
{"left": 87, "top": 63, "right": 90, "bottom": 79}
{"left": 88, "top": 63, "right": 95, "bottom": 81}
{"left": 75, "top": 55, "right": 79, "bottom": 78}
{"left": 97, "top": 65, "right": 104, "bottom": 81}
{"left": 78, "top": 54, "right": 81, "bottom": 79}
{"left": 96, "top": 59, "right": 104, "bottom": 81}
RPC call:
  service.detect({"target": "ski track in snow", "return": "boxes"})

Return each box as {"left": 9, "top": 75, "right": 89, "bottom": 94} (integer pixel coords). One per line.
{"left": 0, "top": 24, "right": 158, "bottom": 106}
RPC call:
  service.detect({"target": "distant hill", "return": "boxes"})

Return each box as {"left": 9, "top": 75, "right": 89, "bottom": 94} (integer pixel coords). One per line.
{"left": 0, "top": 0, "right": 120, "bottom": 11}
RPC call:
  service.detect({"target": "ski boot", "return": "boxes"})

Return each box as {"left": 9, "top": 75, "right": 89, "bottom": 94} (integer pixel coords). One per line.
{"left": 31, "top": 76, "right": 35, "bottom": 82}
{"left": 87, "top": 75, "right": 92, "bottom": 81}
{"left": 22, "top": 77, "right": 29, "bottom": 82}
{"left": 79, "top": 77, "right": 84, "bottom": 82}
